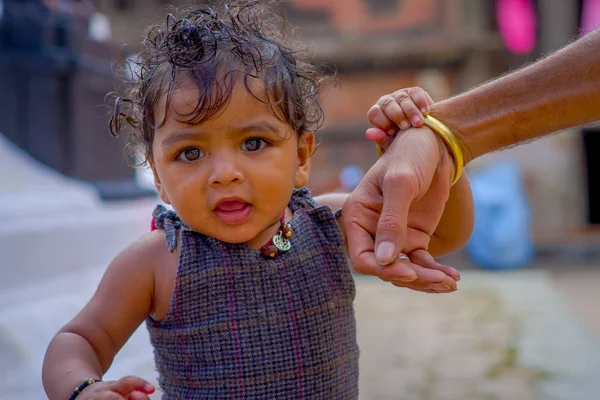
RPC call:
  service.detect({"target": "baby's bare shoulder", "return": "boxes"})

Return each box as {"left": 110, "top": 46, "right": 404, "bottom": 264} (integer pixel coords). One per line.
{"left": 115, "top": 229, "right": 175, "bottom": 272}
{"left": 58, "top": 230, "right": 178, "bottom": 359}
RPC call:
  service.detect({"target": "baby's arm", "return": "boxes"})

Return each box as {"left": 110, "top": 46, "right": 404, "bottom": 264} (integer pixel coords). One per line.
{"left": 42, "top": 232, "right": 167, "bottom": 400}
{"left": 315, "top": 183, "right": 472, "bottom": 258}
{"left": 428, "top": 173, "right": 473, "bottom": 256}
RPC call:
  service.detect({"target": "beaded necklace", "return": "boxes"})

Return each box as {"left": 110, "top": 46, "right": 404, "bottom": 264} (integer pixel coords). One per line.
{"left": 151, "top": 210, "right": 294, "bottom": 258}
{"left": 259, "top": 213, "right": 293, "bottom": 258}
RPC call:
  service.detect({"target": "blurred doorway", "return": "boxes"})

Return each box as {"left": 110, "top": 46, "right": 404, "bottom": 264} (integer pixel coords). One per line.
{"left": 583, "top": 127, "right": 600, "bottom": 224}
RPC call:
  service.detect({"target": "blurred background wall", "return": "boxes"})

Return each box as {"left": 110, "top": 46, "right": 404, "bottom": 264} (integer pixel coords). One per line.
{"left": 1, "top": 0, "right": 599, "bottom": 242}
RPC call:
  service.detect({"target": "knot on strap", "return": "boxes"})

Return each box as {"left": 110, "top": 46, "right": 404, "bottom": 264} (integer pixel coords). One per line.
{"left": 152, "top": 205, "right": 181, "bottom": 252}
{"left": 289, "top": 187, "right": 317, "bottom": 212}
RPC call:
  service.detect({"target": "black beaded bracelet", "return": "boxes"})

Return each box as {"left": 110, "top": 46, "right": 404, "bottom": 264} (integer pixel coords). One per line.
{"left": 68, "top": 378, "right": 102, "bottom": 400}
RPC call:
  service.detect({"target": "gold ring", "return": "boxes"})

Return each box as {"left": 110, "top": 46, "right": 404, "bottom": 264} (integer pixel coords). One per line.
{"left": 398, "top": 253, "right": 410, "bottom": 262}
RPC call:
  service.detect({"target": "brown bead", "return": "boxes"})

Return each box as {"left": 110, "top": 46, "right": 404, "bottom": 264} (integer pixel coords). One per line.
{"left": 261, "top": 244, "right": 278, "bottom": 258}
{"left": 282, "top": 224, "right": 293, "bottom": 239}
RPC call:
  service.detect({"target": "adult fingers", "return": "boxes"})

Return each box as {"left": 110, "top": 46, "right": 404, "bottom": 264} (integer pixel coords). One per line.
{"left": 343, "top": 192, "right": 418, "bottom": 282}
{"left": 383, "top": 259, "right": 457, "bottom": 292}
{"left": 374, "top": 130, "right": 446, "bottom": 265}
{"left": 355, "top": 249, "right": 419, "bottom": 282}
{"left": 408, "top": 249, "right": 461, "bottom": 282}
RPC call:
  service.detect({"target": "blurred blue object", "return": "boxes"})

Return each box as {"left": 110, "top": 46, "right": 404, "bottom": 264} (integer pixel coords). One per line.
{"left": 465, "top": 161, "right": 535, "bottom": 270}
{"left": 339, "top": 165, "right": 364, "bottom": 191}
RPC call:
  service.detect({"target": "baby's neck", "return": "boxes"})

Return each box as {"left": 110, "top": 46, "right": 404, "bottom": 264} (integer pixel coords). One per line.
{"left": 244, "top": 207, "right": 292, "bottom": 249}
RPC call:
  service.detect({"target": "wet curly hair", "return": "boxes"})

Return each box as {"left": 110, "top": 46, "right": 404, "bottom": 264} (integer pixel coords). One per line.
{"left": 110, "top": 0, "right": 325, "bottom": 165}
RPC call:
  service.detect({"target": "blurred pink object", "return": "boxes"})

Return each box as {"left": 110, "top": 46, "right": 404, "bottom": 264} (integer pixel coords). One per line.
{"left": 582, "top": 0, "right": 600, "bottom": 34}
{"left": 496, "top": 0, "right": 537, "bottom": 54}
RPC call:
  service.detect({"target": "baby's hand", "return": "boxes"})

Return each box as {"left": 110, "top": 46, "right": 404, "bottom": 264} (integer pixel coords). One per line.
{"left": 77, "top": 376, "right": 155, "bottom": 400}
{"left": 365, "top": 87, "right": 434, "bottom": 151}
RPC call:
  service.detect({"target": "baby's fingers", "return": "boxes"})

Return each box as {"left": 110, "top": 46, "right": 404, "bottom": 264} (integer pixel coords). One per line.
{"left": 368, "top": 93, "right": 410, "bottom": 131}
{"left": 393, "top": 87, "right": 435, "bottom": 129}
{"left": 406, "top": 87, "right": 434, "bottom": 116}
{"left": 365, "top": 127, "right": 391, "bottom": 149}
{"left": 109, "top": 376, "right": 155, "bottom": 397}
{"left": 408, "top": 249, "right": 461, "bottom": 282}
{"left": 128, "top": 392, "right": 153, "bottom": 400}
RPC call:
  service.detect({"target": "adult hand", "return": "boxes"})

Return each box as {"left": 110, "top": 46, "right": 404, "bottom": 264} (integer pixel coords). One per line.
{"left": 343, "top": 125, "right": 460, "bottom": 293}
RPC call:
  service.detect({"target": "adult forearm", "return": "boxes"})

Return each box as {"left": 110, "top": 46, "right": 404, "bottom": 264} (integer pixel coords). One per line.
{"left": 42, "top": 332, "right": 105, "bottom": 400}
{"left": 431, "top": 28, "right": 600, "bottom": 163}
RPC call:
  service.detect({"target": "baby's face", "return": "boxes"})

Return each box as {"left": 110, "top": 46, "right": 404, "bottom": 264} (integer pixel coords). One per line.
{"left": 150, "top": 77, "right": 312, "bottom": 248}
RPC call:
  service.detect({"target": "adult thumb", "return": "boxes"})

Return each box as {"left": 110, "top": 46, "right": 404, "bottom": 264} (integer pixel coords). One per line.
{"left": 374, "top": 171, "right": 416, "bottom": 265}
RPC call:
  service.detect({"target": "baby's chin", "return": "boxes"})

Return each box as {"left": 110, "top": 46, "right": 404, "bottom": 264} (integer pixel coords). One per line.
{"left": 190, "top": 224, "right": 270, "bottom": 248}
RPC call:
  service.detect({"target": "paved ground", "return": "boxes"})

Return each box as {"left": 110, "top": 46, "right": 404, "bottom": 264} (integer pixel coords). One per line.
{"left": 549, "top": 266, "right": 600, "bottom": 340}
{"left": 355, "top": 267, "right": 600, "bottom": 400}
{"left": 356, "top": 277, "right": 540, "bottom": 400}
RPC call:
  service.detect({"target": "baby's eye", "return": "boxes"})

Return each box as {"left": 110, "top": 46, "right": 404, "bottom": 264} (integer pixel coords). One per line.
{"left": 178, "top": 147, "right": 204, "bottom": 162}
{"left": 241, "top": 138, "right": 267, "bottom": 152}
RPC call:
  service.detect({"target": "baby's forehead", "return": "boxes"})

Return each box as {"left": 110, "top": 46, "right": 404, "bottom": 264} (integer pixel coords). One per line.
{"left": 155, "top": 72, "right": 289, "bottom": 127}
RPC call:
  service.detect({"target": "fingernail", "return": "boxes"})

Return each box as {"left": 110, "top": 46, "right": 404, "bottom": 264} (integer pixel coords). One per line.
{"left": 400, "top": 121, "right": 410, "bottom": 130}
{"left": 144, "top": 384, "right": 155, "bottom": 392}
{"left": 376, "top": 242, "right": 395, "bottom": 264}
{"left": 430, "top": 282, "right": 455, "bottom": 291}
{"left": 411, "top": 116, "right": 421, "bottom": 126}
{"left": 397, "top": 275, "right": 418, "bottom": 282}
{"left": 421, "top": 108, "right": 428, "bottom": 115}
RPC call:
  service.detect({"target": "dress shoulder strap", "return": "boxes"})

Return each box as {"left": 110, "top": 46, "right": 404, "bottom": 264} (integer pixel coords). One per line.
{"left": 290, "top": 187, "right": 344, "bottom": 219}
{"left": 152, "top": 205, "right": 182, "bottom": 252}
{"left": 288, "top": 187, "right": 318, "bottom": 213}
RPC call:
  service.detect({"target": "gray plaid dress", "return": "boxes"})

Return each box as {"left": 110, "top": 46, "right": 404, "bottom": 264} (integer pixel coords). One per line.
{"left": 147, "top": 188, "right": 359, "bottom": 399}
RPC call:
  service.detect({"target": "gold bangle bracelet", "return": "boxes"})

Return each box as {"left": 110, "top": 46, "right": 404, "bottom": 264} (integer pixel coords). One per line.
{"left": 422, "top": 115, "right": 463, "bottom": 185}
{"left": 374, "top": 115, "right": 464, "bottom": 185}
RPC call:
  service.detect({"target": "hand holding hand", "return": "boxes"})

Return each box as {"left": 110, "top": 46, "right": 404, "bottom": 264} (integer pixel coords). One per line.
{"left": 343, "top": 87, "right": 460, "bottom": 293}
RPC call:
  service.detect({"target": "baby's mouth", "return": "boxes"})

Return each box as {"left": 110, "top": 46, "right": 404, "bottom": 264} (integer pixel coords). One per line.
{"left": 214, "top": 200, "right": 253, "bottom": 224}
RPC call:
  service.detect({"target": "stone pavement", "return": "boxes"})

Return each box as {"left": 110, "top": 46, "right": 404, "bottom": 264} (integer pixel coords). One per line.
{"left": 548, "top": 265, "right": 600, "bottom": 340}
{"left": 356, "top": 270, "right": 600, "bottom": 400}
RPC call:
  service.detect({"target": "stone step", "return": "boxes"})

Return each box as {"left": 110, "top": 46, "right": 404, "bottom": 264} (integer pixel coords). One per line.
{"left": 0, "top": 200, "right": 156, "bottom": 292}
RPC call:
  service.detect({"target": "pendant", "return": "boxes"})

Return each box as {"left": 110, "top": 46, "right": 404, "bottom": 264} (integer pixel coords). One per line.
{"left": 272, "top": 232, "right": 291, "bottom": 252}
{"left": 260, "top": 221, "right": 293, "bottom": 258}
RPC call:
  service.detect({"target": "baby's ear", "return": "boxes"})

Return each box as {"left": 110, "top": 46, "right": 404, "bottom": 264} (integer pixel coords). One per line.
{"left": 149, "top": 158, "right": 171, "bottom": 204}
{"left": 295, "top": 132, "right": 315, "bottom": 188}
